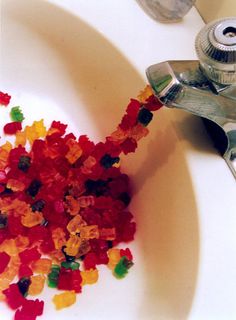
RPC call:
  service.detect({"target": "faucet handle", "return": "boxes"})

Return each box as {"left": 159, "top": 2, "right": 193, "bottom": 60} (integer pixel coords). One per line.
{"left": 195, "top": 17, "right": 236, "bottom": 85}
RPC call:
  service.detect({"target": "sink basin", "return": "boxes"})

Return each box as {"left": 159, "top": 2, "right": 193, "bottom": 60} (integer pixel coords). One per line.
{"left": 0, "top": 1, "right": 235, "bottom": 319}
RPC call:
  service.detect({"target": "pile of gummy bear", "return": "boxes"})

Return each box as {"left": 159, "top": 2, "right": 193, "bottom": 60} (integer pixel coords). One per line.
{"left": 0, "top": 88, "right": 162, "bottom": 319}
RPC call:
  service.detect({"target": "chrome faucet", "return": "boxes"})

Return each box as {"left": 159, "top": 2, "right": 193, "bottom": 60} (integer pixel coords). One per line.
{"left": 146, "top": 17, "right": 236, "bottom": 179}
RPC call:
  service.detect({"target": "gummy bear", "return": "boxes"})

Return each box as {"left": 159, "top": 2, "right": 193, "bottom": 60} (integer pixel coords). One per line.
{"left": 64, "top": 235, "right": 81, "bottom": 257}
{"left": 107, "top": 248, "right": 121, "bottom": 270}
{"left": 15, "top": 298, "right": 44, "bottom": 319}
{"left": 19, "top": 247, "right": 41, "bottom": 264}
{"left": 65, "top": 139, "right": 82, "bottom": 164}
{"left": 4, "top": 122, "right": 22, "bottom": 135}
{"left": 18, "top": 264, "right": 33, "bottom": 279}
{"left": 80, "top": 225, "right": 99, "bottom": 240}
{"left": 52, "top": 291, "right": 76, "bottom": 310}
{"left": 17, "top": 277, "right": 31, "bottom": 296}
{"left": 57, "top": 267, "right": 73, "bottom": 291}
{"left": 51, "top": 227, "right": 66, "bottom": 250}
{"left": 15, "top": 130, "right": 27, "bottom": 147}
{"left": 3, "top": 283, "right": 25, "bottom": 309}
{"left": 99, "top": 228, "right": 116, "bottom": 241}
{"left": 6, "top": 179, "right": 25, "bottom": 192}
{"left": 137, "top": 85, "right": 153, "bottom": 103}
{"left": 31, "top": 258, "right": 52, "bottom": 274}
{"left": 77, "top": 195, "right": 95, "bottom": 208}
{"left": 66, "top": 214, "right": 85, "bottom": 234}
{"left": 64, "top": 195, "right": 81, "bottom": 216}
{"left": 21, "top": 211, "right": 44, "bottom": 228}
{"left": 81, "top": 269, "right": 98, "bottom": 285}
{"left": 28, "top": 275, "right": 45, "bottom": 296}
{"left": 10, "top": 106, "right": 25, "bottom": 122}
{"left": 47, "top": 265, "right": 60, "bottom": 288}
{"left": 0, "top": 252, "right": 10, "bottom": 274}
{"left": 113, "top": 256, "right": 134, "bottom": 279}
{"left": 0, "top": 91, "right": 11, "bottom": 106}
{"left": 83, "top": 252, "right": 97, "bottom": 270}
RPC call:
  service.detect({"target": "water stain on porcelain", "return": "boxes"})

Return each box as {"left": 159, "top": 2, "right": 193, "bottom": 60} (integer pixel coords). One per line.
{"left": 0, "top": 1, "right": 199, "bottom": 319}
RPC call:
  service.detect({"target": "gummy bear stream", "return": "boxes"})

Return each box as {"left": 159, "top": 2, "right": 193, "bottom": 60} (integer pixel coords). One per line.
{"left": 0, "top": 87, "right": 162, "bottom": 319}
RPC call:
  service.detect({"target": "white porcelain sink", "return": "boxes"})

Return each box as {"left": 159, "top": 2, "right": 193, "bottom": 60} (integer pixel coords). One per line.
{"left": 0, "top": 1, "right": 235, "bottom": 319}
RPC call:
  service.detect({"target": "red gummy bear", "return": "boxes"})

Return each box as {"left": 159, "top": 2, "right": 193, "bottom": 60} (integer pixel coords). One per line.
{"left": 0, "top": 91, "right": 11, "bottom": 106}
{"left": 83, "top": 252, "right": 97, "bottom": 270}
{"left": 3, "top": 122, "right": 22, "bottom": 135}
{"left": 120, "top": 248, "right": 133, "bottom": 261}
{"left": 71, "top": 269, "right": 82, "bottom": 293}
{"left": 14, "top": 299, "right": 44, "bottom": 320}
{"left": 0, "top": 251, "right": 10, "bottom": 274}
{"left": 57, "top": 268, "right": 82, "bottom": 293}
{"left": 18, "top": 264, "right": 33, "bottom": 278}
{"left": 3, "top": 284, "right": 25, "bottom": 310}
{"left": 19, "top": 247, "right": 41, "bottom": 264}
{"left": 57, "top": 267, "right": 73, "bottom": 291}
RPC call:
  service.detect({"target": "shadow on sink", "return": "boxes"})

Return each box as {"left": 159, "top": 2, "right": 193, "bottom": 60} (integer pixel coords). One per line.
{"left": 1, "top": 1, "right": 199, "bottom": 319}
{"left": 126, "top": 109, "right": 199, "bottom": 319}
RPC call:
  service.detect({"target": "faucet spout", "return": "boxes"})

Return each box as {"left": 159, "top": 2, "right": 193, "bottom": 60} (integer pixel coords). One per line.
{"left": 146, "top": 60, "right": 236, "bottom": 178}
{"left": 146, "top": 61, "right": 236, "bottom": 127}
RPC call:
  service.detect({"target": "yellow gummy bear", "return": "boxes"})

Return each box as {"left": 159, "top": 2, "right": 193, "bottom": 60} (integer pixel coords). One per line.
{"left": 137, "top": 85, "right": 153, "bottom": 103}
{"left": 108, "top": 127, "right": 128, "bottom": 143}
{"left": 24, "top": 119, "right": 47, "bottom": 144}
{"left": 64, "top": 196, "right": 81, "bottom": 216}
{"left": 0, "top": 198, "right": 32, "bottom": 217}
{"left": 52, "top": 227, "right": 66, "bottom": 250}
{"left": 14, "top": 235, "right": 30, "bottom": 252}
{"left": 6, "top": 179, "right": 25, "bottom": 192}
{"left": 66, "top": 214, "right": 86, "bottom": 234}
{"left": 28, "top": 275, "right": 45, "bottom": 296}
{"left": 0, "top": 148, "right": 9, "bottom": 170}
{"left": 77, "top": 240, "right": 91, "bottom": 258}
{"left": 21, "top": 211, "right": 44, "bottom": 227}
{"left": 32, "top": 119, "right": 47, "bottom": 138}
{"left": 15, "top": 130, "right": 27, "bottom": 147}
{"left": 64, "top": 235, "right": 81, "bottom": 256}
{"left": 24, "top": 125, "right": 39, "bottom": 145}
{"left": 81, "top": 269, "right": 99, "bottom": 285}
{"left": 0, "top": 239, "right": 18, "bottom": 256}
{"left": 0, "top": 256, "right": 20, "bottom": 291}
{"left": 107, "top": 248, "right": 121, "bottom": 270}
{"left": 80, "top": 225, "right": 99, "bottom": 240}
{"left": 129, "top": 123, "right": 149, "bottom": 141}
{"left": 53, "top": 291, "right": 76, "bottom": 310}
{"left": 1, "top": 141, "right": 12, "bottom": 152}
{"left": 31, "top": 258, "right": 52, "bottom": 274}
{"left": 65, "top": 139, "right": 82, "bottom": 164}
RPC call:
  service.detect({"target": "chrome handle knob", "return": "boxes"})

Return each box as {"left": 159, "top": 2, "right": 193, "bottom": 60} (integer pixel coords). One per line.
{"left": 195, "top": 17, "right": 236, "bottom": 85}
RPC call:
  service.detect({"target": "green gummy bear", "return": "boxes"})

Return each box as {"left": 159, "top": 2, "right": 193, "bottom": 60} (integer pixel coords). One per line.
{"left": 10, "top": 106, "right": 25, "bottom": 122}
{"left": 61, "top": 261, "right": 80, "bottom": 270}
{"left": 113, "top": 256, "right": 133, "bottom": 279}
